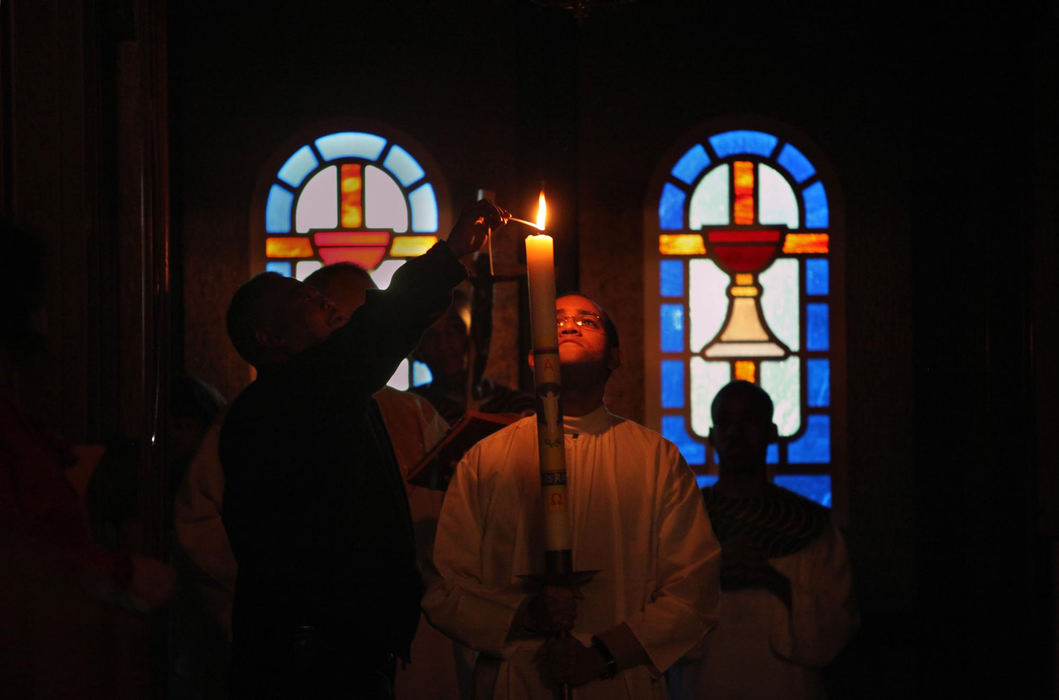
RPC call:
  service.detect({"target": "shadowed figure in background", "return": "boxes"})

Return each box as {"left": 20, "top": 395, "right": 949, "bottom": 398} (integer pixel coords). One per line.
{"left": 162, "top": 376, "right": 230, "bottom": 700}
{"left": 86, "top": 376, "right": 226, "bottom": 555}
{"left": 217, "top": 201, "right": 502, "bottom": 699}
{"left": 424, "top": 293, "right": 721, "bottom": 700}
{"left": 667, "top": 380, "right": 859, "bottom": 700}
{"left": 411, "top": 288, "right": 535, "bottom": 425}
{"left": 0, "top": 219, "right": 174, "bottom": 697}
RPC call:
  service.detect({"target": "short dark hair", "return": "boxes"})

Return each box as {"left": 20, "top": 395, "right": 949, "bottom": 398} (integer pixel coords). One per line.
{"left": 556, "top": 291, "right": 620, "bottom": 349}
{"left": 303, "top": 262, "right": 375, "bottom": 293}
{"left": 226, "top": 272, "right": 285, "bottom": 366}
{"left": 711, "top": 380, "right": 774, "bottom": 423}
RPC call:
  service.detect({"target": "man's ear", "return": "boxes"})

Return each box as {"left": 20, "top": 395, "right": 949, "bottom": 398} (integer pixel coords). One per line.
{"left": 607, "top": 346, "right": 623, "bottom": 373}
{"left": 768, "top": 422, "right": 779, "bottom": 443}
{"left": 707, "top": 427, "right": 716, "bottom": 448}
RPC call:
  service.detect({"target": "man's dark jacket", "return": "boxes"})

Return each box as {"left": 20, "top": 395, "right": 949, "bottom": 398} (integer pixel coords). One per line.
{"left": 219, "top": 243, "right": 465, "bottom": 691}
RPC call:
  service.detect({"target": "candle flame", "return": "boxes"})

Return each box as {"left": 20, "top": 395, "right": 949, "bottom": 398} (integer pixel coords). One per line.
{"left": 535, "top": 191, "right": 547, "bottom": 231}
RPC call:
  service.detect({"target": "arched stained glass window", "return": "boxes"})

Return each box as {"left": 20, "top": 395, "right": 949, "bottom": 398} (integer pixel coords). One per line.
{"left": 252, "top": 126, "right": 450, "bottom": 389}
{"left": 644, "top": 125, "right": 844, "bottom": 510}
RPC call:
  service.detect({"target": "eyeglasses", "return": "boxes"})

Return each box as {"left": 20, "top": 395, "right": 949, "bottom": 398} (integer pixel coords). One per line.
{"left": 556, "top": 313, "right": 603, "bottom": 332}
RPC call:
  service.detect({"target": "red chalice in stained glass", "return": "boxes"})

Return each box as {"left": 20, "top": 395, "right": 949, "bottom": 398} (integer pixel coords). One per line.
{"left": 309, "top": 162, "right": 392, "bottom": 269}
{"left": 312, "top": 230, "right": 391, "bottom": 269}
{"left": 702, "top": 227, "right": 791, "bottom": 359}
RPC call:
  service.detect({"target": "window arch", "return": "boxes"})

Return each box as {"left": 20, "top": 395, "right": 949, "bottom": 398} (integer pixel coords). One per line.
{"left": 251, "top": 123, "right": 451, "bottom": 389}
{"left": 644, "top": 121, "right": 845, "bottom": 510}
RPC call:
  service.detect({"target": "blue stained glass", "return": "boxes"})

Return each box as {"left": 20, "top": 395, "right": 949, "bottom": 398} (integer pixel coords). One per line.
{"left": 277, "top": 145, "right": 319, "bottom": 188}
{"left": 661, "top": 304, "right": 684, "bottom": 352}
{"left": 803, "top": 181, "right": 829, "bottom": 228}
{"left": 409, "top": 184, "right": 439, "bottom": 232}
{"left": 660, "top": 260, "right": 684, "bottom": 296}
{"left": 314, "top": 132, "right": 387, "bottom": 161}
{"left": 696, "top": 475, "right": 718, "bottom": 489}
{"left": 788, "top": 415, "right": 831, "bottom": 463}
{"left": 671, "top": 144, "right": 711, "bottom": 185}
{"left": 709, "top": 130, "right": 779, "bottom": 158}
{"left": 661, "top": 361, "right": 685, "bottom": 409}
{"left": 767, "top": 443, "right": 779, "bottom": 464}
{"left": 412, "top": 361, "right": 433, "bottom": 387}
{"left": 662, "top": 416, "right": 706, "bottom": 465}
{"left": 806, "top": 258, "right": 829, "bottom": 295}
{"left": 265, "top": 185, "right": 294, "bottom": 233}
{"left": 266, "top": 261, "right": 291, "bottom": 276}
{"left": 659, "top": 183, "right": 686, "bottom": 230}
{"left": 807, "top": 359, "right": 830, "bottom": 407}
{"left": 776, "top": 143, "right": 816, "bottom": 184}
{"left": 807, "top": 303, "right": 829, "bottom": 351}
{"left": 774, "top": 475, "right": 832, "bottom": 507}
{"left": 383, "top": 144, "right": 426, "bottom": 187}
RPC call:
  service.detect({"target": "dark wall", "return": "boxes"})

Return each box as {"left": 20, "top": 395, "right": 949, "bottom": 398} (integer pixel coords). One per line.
{"left": 171, "top": 2, "right": 529, "bottom": 402}
{"left": 169, "top": 1, "right": 1057, "bottom": 696}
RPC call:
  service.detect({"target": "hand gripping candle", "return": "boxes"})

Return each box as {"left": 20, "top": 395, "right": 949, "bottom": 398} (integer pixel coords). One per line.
{"left": 524, "top": 229, "right": 573, "bottom": 576}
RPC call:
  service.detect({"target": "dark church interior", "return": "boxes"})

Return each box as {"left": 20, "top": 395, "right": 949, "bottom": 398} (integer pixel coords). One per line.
{"left": 3, "top": 0, "right": 1057, "bottom": 697}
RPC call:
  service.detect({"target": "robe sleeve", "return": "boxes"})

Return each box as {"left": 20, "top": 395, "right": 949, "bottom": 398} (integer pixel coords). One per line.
{"left": 769, "top": 525, "right": 859, "bottom": 667}
{"left": 173, "top": 416, "right": 237, "bottom": 638}
{"left": 422, "top": 445, "right": 528, "bottom": 657}
{"left": 622, "top": 445, "right": 722, "bottom": 674}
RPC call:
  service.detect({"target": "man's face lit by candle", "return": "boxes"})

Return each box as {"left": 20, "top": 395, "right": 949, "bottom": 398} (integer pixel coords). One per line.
{"left": 554, "top": 295, "right": 620, "bottom": 375}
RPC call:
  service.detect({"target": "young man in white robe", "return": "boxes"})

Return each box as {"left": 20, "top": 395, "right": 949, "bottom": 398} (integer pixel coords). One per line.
{"left": 667, "top": 380, "right": 859, "bottom": 700}
{"left": 424, "top": 294, "right": 721, "bottom": 700}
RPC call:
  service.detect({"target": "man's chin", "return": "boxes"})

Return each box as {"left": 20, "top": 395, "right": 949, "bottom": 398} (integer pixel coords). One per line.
{"left": 559, "top": 359, "right": 608, "bottom": 388}
{"left": 719, "top": 458, "right": 766, "bottom": 475}
{"left": 558, "top": 346, "right": 596, "bottom": 364}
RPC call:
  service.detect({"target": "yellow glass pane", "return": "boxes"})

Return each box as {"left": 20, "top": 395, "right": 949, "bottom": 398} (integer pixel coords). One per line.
{"left": 734, "top": 360, "right": 756, "bottom": 382}
{"left": 734, "top": 273, "right": 754, "bottom": 285}
{"left": 659, "top": 234, "right": 706, "bottom": 255}
{"left": 341, "top": 163, "right": 363, "bottom": 228}
{"left": 390, "top": 236, "right": 438, "bottom": 257}
{"left": 733, "top": 161, "right": 755, "bottom": 225}
{"left": 266, "top": 237, "right": 314, "bottom": 258}
{"left": 783, "top": 233, "right": 829, "bottom": 254}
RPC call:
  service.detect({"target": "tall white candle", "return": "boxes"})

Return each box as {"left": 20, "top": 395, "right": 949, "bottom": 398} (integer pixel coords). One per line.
{"left": 524, "top": 232, "right": 573, "bottom": 561}
{"left": 525, "top": 235, "right": 558, "bottom": 350}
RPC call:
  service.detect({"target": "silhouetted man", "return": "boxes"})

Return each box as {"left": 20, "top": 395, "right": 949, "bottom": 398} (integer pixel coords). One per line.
{"left": 304, "top": 262, "right": 464, "bottom": 700}
{"left": 219, "top": 201, "right": 503, "bottom": 699}
{"left": 424, "top": 293, "right": 721, "bottom": 699}
{"left": 668, "top": 380, "right": 858, "bottom": 700}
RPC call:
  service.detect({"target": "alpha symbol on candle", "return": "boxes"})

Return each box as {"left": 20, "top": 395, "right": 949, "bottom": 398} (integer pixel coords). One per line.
{"left": 550, "top": 493, "right": 564, "bottom": 507}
